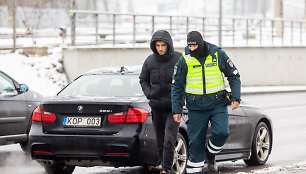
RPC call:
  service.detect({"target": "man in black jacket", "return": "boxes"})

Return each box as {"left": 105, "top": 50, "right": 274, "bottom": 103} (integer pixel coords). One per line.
{"left": 139, "top": 30, "right": 182, "bottom": 174}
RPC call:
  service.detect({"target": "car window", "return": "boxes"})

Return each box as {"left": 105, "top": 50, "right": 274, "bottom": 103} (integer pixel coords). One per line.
{"left": 58, "top": 74, "right": 144, "bottom": 97}
{"left": 0, "top": 73, "right": 17, "bottom": 95}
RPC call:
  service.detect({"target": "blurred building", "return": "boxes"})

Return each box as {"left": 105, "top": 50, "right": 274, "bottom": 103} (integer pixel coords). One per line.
{"left": 0, "top": 0, "right": 304, "bottom": 29}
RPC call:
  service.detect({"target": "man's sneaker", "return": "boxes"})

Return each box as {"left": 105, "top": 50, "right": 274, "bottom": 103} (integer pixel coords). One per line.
{"left": 148, "top": 164, "right": 162, "bottom": 171}
{"left": 206, "top": 155, "right": 218, "bottom": 172}
{"left": 160, "top": 169, "right": 176, "bottom": 174}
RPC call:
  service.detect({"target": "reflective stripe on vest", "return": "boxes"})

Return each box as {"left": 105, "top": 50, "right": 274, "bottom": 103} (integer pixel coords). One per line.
{"left": 183, "top": 51, "right": 225, "bottom": 94}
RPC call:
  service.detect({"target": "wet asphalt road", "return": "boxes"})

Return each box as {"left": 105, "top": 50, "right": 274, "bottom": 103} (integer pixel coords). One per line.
{"left": 1, "top": 92, "right": 306, "bottom": 174}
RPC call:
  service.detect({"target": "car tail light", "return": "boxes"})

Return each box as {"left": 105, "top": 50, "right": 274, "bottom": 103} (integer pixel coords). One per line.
{"left": 42, "top": 111, "right": 56, "bottom": 122}
{"left": 108, "top": 108, "right": 149, "bottom": 123}
{"left": 126, "top": 108, "right": 149, "bottom": 123}
{"left": 33, "top": 151, "right": 52, "bottom": 154}
{"left": 32, "top": 106, "right": 42, "bottom": 122}
{"left": 108, "top": 112, "right": 126, "bottom": 123}
{"left": 32, "top": 106, "right": 56, "bottom": 122}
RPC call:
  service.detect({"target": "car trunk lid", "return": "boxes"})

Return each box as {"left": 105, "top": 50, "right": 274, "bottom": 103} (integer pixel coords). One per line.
{"left": 40, "top": 97, "right": 140, "bottom": 135}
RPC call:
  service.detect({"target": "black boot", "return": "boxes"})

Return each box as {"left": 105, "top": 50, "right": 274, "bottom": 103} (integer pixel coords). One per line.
{"left": 206, "top": 155, "right": 218, "bottom": 172}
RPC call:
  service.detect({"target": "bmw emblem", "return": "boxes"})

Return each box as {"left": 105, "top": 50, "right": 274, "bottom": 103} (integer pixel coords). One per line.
{"left": 77, "top": 105, "right": 84, "bottom": 113}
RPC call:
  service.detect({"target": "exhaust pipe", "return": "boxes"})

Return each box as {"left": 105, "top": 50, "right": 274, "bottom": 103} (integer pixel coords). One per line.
{"left": 42, "top": 160, "right": 54, "bottom": 166}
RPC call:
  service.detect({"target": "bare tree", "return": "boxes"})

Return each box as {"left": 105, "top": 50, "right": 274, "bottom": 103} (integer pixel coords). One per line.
{"left": 102, "top": 0, "right": 109, "bottom": 11}
{"left": 127, "top": 0, "right": 133, "bottom": 13}
{"left": 260, "top": 0, "right": 267, "bottom": 18}
{"left": 13, "top": 0, "right": 16, "bottom": 52}
{"left": 274, "top": 0, "right": 283, "bottom": 18}
{"left": 274, "top": 0, "right": 283, "bottom": 37}
{"left": 233, "top": 0, "right": 237, "bottom": 16}
{"left": 18, "top": 0, "right": 48, "bottom": 45}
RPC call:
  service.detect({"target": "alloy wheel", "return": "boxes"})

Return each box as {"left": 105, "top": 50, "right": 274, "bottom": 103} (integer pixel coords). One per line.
{"left": 256, "top": 126, "right": 270, "bottom": 161}
{"left": 173, "top": 133, "right": 187, "bottom": 174}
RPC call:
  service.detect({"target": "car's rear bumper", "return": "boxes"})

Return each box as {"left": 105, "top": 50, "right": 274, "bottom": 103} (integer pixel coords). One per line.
{"left": 28, "top": 122, "right": 145, "bottom": 166}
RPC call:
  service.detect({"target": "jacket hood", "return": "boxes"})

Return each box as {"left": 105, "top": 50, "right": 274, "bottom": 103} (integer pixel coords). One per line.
{"left": 150, "top": 30, "right": 174, "bottom": 56}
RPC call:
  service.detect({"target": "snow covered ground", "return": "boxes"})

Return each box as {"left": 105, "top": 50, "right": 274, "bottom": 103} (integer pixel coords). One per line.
{"left": 1, "top": 143, "right": 306, "bottom": 174}
{"left": 237, "top": 161, "right": 306, "bottom": 174}
{"left": 0, "top": 47, "right": 68, "bottom": 97}
{"left": 1, "top": 142, "right": 306, "bottom": 174}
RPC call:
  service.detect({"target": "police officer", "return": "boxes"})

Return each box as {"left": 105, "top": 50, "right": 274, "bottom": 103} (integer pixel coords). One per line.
{"left": 171, "top": 31, "right": 241, "bottom": 174}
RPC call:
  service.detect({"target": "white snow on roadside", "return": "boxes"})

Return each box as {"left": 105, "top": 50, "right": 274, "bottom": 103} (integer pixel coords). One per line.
{"left": 0, "top": 144, "right": 22, "bottom": 152}
{"left": 0, "top": 47, "right": 68, "bottom": 97}
{"left": 237, "top": 160, "right": 306, "bottom": 174}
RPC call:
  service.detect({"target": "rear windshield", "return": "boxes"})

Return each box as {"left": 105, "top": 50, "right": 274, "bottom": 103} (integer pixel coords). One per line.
{"left": 58, "top": 74, "right": 143, "bottom": 97}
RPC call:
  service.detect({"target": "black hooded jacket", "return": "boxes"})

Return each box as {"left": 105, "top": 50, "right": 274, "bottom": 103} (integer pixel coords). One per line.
{"left": 139, "top": 30, "right": 182, "bottom": 111}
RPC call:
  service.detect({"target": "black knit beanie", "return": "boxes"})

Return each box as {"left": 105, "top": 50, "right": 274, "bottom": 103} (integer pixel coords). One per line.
{"left": 187, "top": 31, "right": 204, "bottom": 46}
{"left": 187, "top": 31, "right": 206, "bottom": 59}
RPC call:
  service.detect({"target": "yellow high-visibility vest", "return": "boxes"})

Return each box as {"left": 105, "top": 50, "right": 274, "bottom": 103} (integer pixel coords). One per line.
{"left": 183, "top": 51, "right": 225, "bottom": 94}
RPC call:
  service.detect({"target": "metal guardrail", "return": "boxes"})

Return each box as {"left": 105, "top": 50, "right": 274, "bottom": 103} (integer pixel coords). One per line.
{"left": 69, "top": 10, "right": 306, "bottom": 47}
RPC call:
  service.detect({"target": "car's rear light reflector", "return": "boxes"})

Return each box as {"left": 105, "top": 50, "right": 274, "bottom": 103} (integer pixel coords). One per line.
{"left": 42, "top": 111, "right": 56, "bottom": 122}
{"left": 126, "top": 108, "right": 149, "bottom": 123}
{"left": 33, "top": 151, "right": 52, "bottom": 154}
{"left": 108, "top": 108, "right": 149, "bottom": 124}
{"left": 108, "top": 112, "right": 126, "bottom": 123}
{"left": 105, "top": 153, "right": 130, "bottom": 156}
{"left": 32, "top": 106, "right": 56, "bottom": 122}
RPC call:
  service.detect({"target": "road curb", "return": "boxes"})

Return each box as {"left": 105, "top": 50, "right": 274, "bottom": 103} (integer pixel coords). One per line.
{"left": 242, "top": 89, "right": 306, "bottom": 95}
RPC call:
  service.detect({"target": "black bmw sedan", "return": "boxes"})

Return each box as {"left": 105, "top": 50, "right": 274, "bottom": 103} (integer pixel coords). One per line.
{"left": 27, "top": 67, "right": 272, "bottom": 174}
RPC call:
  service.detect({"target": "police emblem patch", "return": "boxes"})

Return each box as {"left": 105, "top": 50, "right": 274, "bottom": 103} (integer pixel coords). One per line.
{"left": 227, "top": 58, "right": 234, "bottom": 68}
{"left": 229, "top": 61, "right": 233, "bottom": 67}
{"left": 212, "top": 55, "right": 217, "bottom": 62}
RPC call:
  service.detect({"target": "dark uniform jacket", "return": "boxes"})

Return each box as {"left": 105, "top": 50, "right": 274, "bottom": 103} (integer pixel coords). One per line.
{"left": 171, "top": 42, "right": 241, "bottom": 114}
{"left": 139, "top": 30, "right": 182, "bottom": 111}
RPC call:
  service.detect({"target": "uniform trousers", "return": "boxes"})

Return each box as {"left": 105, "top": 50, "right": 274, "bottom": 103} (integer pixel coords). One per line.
{"left": 186, "top": 105, "right": 229, "bottom": 174}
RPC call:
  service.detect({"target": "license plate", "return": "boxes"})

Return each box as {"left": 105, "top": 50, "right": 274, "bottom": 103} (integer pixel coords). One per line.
{"left": 63, "top": 117, "right": 101, "bottom": 127}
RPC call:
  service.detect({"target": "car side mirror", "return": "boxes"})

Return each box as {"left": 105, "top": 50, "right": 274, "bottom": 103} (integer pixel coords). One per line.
{"left": 19, "top": 84, "right": 29, "bottom": 93}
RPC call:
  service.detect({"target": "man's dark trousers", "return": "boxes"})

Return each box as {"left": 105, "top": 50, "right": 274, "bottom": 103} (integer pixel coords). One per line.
{"left": 151, "top": 109, "right": 180, "bottom": 171}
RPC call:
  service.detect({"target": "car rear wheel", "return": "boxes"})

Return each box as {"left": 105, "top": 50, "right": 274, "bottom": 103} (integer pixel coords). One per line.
{"left": 44, "top": 163, "right": 75, "bottom": 174}
{"left": 173, "top": 132, "right": 188, "bottom": 174}
{"left": 244, "top": 122, "right": 271, "bottom": 166}
{"left": 20, "top": 116, "right": 33, "bottom": 152}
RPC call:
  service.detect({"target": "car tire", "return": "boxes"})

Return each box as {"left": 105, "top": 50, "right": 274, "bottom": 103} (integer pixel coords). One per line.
{"left": 44, "top": 163, "right": 75, "bottom": 174}
{"left": 20, "top": 111, "right": 34, "bottom": 152}
{"left": 244, "top": 122, "right": 271, "bottom": 166}
{"left": 19, "top": 142, "right": 28, "bottom": 152}
{"left": 173, "top": 132, "right": 188, "bottom": 174}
